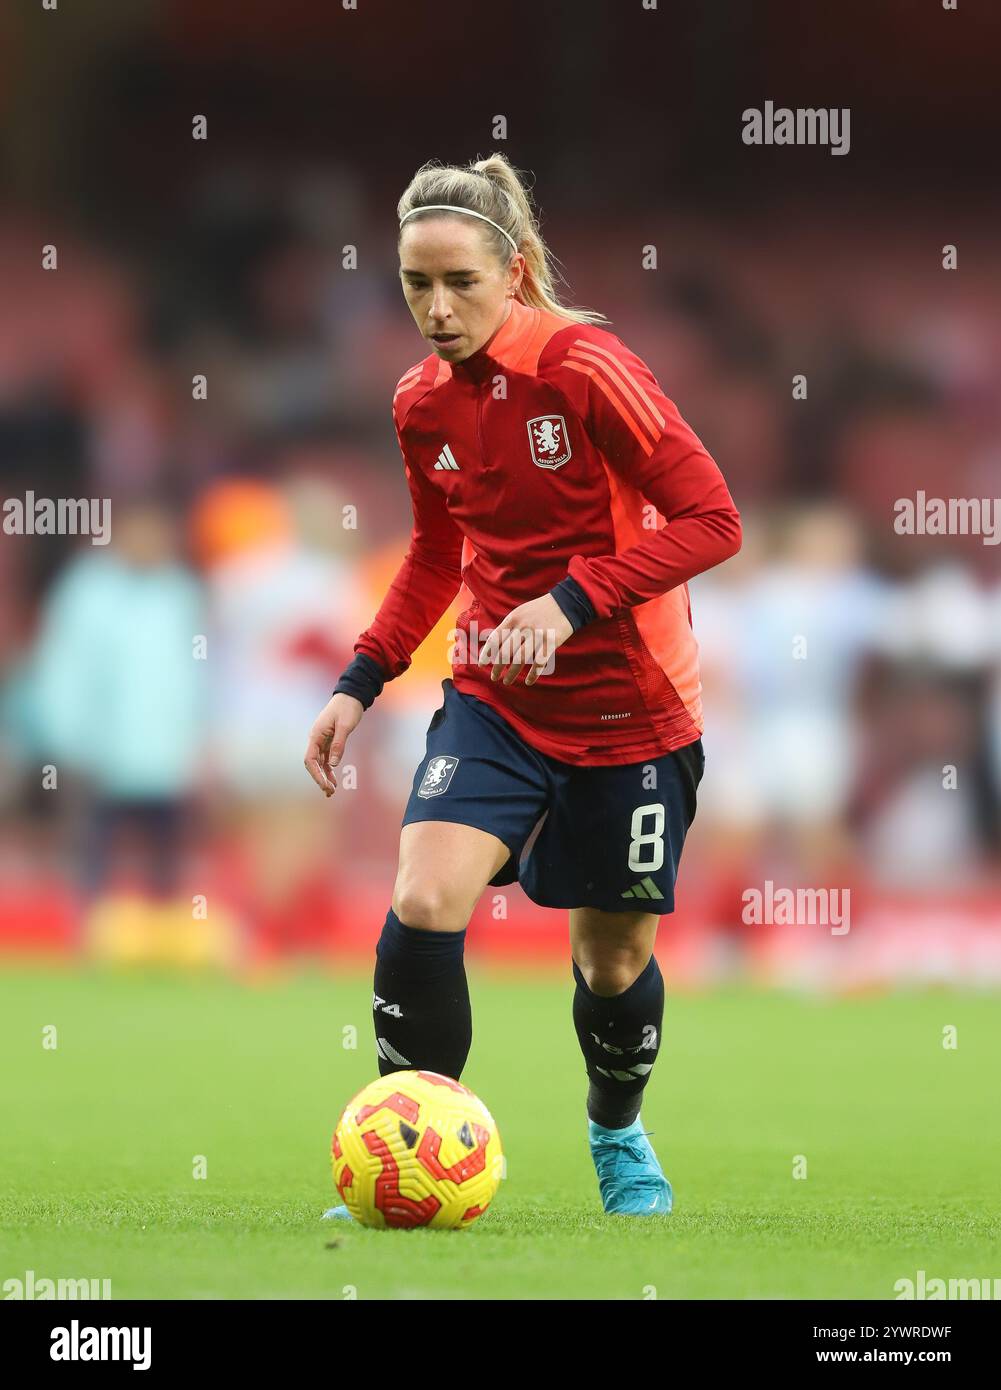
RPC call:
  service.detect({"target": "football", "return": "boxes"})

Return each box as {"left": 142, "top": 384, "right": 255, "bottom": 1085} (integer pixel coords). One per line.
{"left": 331, "top": 1070, "right": 503, "bottom": 1230}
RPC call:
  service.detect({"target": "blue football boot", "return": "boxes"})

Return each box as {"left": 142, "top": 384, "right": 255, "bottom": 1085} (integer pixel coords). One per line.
{"left": 588, "top": 1116, "right": 673, "bottom": 1214}
{"left": 321, "top": 1205, "right": 353, "bottom": 1221}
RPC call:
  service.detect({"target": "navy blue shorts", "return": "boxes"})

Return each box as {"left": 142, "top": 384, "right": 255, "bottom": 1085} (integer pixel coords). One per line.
{"left": 401, "top": 679, "right": 705, "bottom": 914}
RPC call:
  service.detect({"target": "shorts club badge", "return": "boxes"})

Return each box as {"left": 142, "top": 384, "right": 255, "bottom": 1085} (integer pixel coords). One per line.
{"left": 527, "top": 414, "right": 571, "bottom": 470}
{"left": 417, "top": 755, "right": 460, "bottom": 798}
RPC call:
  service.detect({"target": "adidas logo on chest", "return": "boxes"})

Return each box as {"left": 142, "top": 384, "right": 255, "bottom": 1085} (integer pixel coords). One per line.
{"left": 433, "top": 444, "right": 460, "bottom": 471}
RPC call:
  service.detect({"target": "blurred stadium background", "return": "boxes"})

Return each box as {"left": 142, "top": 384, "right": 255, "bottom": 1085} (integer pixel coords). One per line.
{"left": 1, "top": 0, "right": 999, "bottom": 990}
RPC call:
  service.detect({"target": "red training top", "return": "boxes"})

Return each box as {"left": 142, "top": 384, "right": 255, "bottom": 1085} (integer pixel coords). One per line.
{"left": 351, "top": 298, "right": 741, "bottom": 766}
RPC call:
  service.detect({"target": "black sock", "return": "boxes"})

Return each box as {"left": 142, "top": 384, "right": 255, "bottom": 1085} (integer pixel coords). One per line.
{"left": 572, "top": 955, "right": 664, "bottom": 1128}
{"left": 372, "top": 909, "right": 471, "bottom": 1079}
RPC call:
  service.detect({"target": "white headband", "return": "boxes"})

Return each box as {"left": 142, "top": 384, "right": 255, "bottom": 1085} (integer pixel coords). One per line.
{"left": 399, "top": 204, "right": 518, "bottom": 253}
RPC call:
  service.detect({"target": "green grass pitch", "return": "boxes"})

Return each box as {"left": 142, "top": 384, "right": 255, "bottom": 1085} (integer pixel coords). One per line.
{"left": 1, "top": 966, "right": 998, "bottom": 1300}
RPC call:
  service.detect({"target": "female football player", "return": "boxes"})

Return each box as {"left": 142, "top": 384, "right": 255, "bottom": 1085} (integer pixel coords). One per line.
{"left": 305, "top": 153, "right": 741, "bottom": 1216}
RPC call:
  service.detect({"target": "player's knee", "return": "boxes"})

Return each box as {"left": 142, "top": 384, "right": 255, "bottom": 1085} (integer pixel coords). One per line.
{"left": 579, "top": 962, "right": 640, "bottom": 997}
{"left": 576, "top": 949, "right": 650, "bottom": 997}
{"left": 392, "top": 881, "right": 470, "bottom": 934}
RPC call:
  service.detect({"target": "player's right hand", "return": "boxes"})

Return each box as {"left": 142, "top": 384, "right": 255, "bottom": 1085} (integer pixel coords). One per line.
{"left": 304, "top": 693, "right": 364, "bottom": 797}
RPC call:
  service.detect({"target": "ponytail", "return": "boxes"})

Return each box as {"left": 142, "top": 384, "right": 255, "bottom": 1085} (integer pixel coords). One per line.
{"left": 397, "top": 153, "right": 608, "bottom": 327}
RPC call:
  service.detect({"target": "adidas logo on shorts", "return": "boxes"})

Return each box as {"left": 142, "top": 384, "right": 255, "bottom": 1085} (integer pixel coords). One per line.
{"left": 621, "top": 876, "right": 664, "bottom": 901}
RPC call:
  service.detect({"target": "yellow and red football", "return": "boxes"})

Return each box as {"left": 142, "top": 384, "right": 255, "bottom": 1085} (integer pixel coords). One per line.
{"left": 331, "top": 1070, "right": 503, "bottom": 1230}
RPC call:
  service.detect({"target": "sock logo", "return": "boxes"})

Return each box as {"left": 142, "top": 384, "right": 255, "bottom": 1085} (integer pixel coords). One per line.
{"left": 590, "top": 1030, "right": 656, "bottom": 1058}
{"left": 594, "top": 1060, "right": 654, "bottom": 1081}
{"left": 376, "top": 1037, "right": 411, "bottom": 1066}
{"left": 589, "top": 1024, "right": 659, "bottom": 1077}
{"left": 417, "top": 755, "right": 459, "bottom": 798}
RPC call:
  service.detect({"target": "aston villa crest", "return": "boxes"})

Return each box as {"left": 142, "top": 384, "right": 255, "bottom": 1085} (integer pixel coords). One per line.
{"left": 417, "top": 755, "right": 459, "bottom": 799}
{"left": 526, "top": 414, "right": 571, "bottom": 470}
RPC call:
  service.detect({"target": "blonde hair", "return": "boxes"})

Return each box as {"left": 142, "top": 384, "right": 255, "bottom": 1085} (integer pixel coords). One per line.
{"left": 397, "top": 153, "right": 609, "bottom": 327}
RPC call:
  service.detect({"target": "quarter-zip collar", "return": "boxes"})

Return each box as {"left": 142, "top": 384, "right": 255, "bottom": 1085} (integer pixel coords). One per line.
{"left": 448, "top": 299, "right": 536, "bottom": 386}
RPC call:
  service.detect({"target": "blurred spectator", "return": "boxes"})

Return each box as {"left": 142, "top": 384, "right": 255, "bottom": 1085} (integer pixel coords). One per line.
{"left": 697, "top": 506, "right": 884, "bottom": 861}
{"left": 27, "top": 497, "right": 204, "bottom": 899}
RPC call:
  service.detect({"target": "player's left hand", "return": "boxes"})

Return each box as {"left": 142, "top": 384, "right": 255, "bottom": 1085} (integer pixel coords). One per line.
{"left": 477, "top": 594, "right": 574, "bottom": 686}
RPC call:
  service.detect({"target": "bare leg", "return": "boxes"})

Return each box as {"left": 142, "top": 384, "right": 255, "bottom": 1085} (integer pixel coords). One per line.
{"left": 570, "top": 906, "right": 659, "bottom": 993}
{"left": 392, "top": 821, "right": 511, "bottom": 932}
